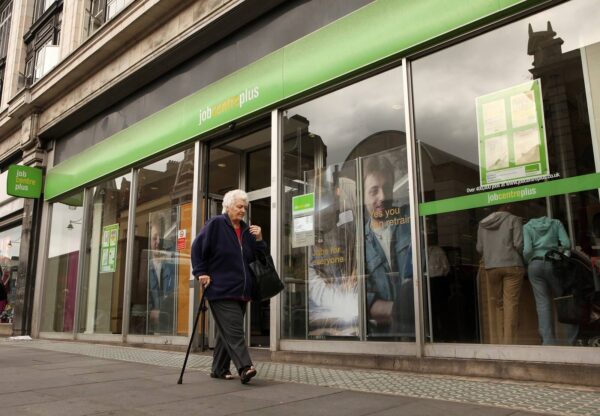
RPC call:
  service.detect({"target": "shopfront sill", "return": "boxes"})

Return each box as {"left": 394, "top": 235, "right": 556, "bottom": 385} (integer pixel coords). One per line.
{"left": 0, "top": 323, "right": 13, "bottom": 337}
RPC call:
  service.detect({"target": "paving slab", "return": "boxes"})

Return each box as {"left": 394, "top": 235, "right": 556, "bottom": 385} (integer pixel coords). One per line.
{"left": 1, "top": 339, "right": 599, "bottom": 416}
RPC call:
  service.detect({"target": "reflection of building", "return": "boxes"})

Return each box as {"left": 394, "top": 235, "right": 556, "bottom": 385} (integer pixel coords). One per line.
{"left": 528, "top": 22, "right": 597, "bottom": 253}
{"left": 171, "top": 150, "right": 195, "bottom": 205}
{"left": 528, "top": 22, "right": 594, "bottom": 178}
{"left": 419, "top": 142, "right": 479, "bottom": 256}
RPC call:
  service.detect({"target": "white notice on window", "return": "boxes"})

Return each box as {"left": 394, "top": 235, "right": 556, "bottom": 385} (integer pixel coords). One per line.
{"left": 482, "top": 99, "right": 507, "bottom": 135}
{"left": 510, "top": 90, "right": 537, "bottom": 128}
{"left": 294, "top": 215, "right": 313, "bottom": 233}
{"left": 292, "top": 215, "right": 315, "bottom": 248}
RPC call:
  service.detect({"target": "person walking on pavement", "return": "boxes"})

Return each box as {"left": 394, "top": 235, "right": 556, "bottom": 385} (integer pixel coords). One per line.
{"left": 191, "top": 189, "right": 266, "bottom": 383}
{"left": 476, "top": 204, "right": 525, "bottom": 344}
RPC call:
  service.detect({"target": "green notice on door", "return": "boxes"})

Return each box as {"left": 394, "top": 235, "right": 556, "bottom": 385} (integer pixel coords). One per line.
{"left": 476, "top": 79, "right": 549, "bottom": 186}
{"left": 292, "top": 193, "right": 315, "bottom": 248}
{"left": 293, "top": 193, "right": 314, "bottom": 214}
{"left": 100, "top": 223, "right": 119, "bottom": 273}
{"left": 6, "top": 165, "right": 43, "bottom": 198}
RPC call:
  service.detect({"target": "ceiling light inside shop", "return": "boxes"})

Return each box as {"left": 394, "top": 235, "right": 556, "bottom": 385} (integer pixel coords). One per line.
{"left": 391, "top": 104, "right": 402, "bottom": 110}
{"left": 218, "top": 163, "right": 227, "bottom": 168}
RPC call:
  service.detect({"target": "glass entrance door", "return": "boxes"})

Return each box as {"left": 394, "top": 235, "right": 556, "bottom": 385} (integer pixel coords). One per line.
{"left": 247, "top": 190, "right": 271, "bottom": 347}
{"left": 205, "top": 126, "right": 271, "bottom": 347}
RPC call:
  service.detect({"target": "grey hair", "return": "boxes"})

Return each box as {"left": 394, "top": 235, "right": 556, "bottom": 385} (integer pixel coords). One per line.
{"left": 222, "top": 189, "right": 248, "bottom": 214}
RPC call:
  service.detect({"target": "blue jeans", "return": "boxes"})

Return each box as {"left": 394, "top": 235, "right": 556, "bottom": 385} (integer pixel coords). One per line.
{"left": 528, "top": 259, "right": 578, "bottom": 345}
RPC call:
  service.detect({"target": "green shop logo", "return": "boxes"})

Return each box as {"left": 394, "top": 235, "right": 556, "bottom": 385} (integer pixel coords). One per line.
{"left": 6, "top": 165, "right": 43, "bottom": 198}
{"left": 487, "top": 187, "right": 537, "bottom": 204}
{"left": 198, "top": 86, "right": 260, "bottom": 126}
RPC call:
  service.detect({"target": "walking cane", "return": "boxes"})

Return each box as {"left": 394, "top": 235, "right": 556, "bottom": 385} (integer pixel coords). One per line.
{"left": 177, "top": 288, "right": 207, "bottom": 384}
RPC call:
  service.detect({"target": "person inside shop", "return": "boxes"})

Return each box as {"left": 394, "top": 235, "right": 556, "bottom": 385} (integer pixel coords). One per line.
{"left": 362, "top": 154, "right": 414, "bottom": 338}
{"left": 426, "top": 232, "right": 451, "bottom": 341}
{"left": 191, "top": 189, "right": 266, "bottom": 384}
{"left": 523, "top": 216, "right": 578, "bottom": 345}
{"left": 476, "top": 203, "right": 525, "bottom": 345}
{"left": 148, "top": 218, "right": 176, "bottom": 334}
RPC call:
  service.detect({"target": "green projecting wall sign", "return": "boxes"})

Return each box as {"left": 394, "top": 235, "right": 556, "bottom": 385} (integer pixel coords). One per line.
{"left": 476, "top": 80, "right": 549, "bottom": 186}
{"left": 7, "top": 165, "right": 43, "bottom": 198}
{"left": 45, "top": 0, "right": 540, "bottom": 200}
{"left": 419, "top": 173, "right": 600, "bottom": 216}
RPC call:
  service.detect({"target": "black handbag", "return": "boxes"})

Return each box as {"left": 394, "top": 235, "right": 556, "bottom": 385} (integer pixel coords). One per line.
{"left": 249, "top": 252, "right": 284, "bottom": 301}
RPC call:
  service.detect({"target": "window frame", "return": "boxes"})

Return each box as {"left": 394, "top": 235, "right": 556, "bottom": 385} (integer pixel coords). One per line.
{"left": 22, "top": 0, "right": 62, "bottom": 86}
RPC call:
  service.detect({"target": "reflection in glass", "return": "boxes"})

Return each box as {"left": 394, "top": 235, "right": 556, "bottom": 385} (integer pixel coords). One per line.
{"left": 413, "top": 0, "right": 600, "bottom": 346}
{"left": 306, "top": 160, "right": 360, "bottom": 337}
{"left": 79, "top": 174, "right": 131, "bottom": 334}
{"left": 40, "top": 195, "right": 83, "bottom": 332}
{"left": 281, "top": 66, "right": 410, "bottom": 341}
{"left": 130, "top": 148, "right": 195, "bottom": 336}
{"left": 0, "top": 226, "right": 21, "bottom": 325}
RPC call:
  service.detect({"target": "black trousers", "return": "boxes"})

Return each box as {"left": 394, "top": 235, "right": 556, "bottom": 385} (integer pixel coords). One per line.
{"left": 210, "top": 299, "right": 252, "bottom": 376}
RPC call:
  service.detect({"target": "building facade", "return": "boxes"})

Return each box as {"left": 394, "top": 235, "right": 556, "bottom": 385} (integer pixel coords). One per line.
{"left": 0, "top": 0, "right": 599, "bottom": 385}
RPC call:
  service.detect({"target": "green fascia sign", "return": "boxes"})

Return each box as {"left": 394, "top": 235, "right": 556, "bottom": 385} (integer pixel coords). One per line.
{"left": 419, "top": 173, "right": 600, "bottom": 216}
{"left": 7, "top": 165, "right": 43, "bottom": 198}
{"left": 45, "top": 0, "right": 540, "bottom": 201}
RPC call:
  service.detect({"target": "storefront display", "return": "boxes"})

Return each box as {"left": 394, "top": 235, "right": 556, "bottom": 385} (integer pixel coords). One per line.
{"left": 281, "top": 67, "right": 410, "bottom": 341}
{"left": 31, "top": 0, "right": 600, "bottom": 383}
{"left": 414, "top": 0, "right": 600, "bottom": 346}
{"left": 129, "top": 149, "right": 194, "bottom": 337}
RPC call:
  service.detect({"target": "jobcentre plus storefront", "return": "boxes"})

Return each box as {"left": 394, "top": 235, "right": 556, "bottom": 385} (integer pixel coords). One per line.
{"left": 36, "top": 0, "right": 600, "bottom": 384}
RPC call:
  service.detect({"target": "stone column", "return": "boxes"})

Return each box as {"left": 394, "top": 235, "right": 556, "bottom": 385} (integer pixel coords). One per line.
{"left": 59, "top": 0, "right": 87, "bottom": 58}
{"left": 12, "top": 113, "right": 46, "bottom": 335}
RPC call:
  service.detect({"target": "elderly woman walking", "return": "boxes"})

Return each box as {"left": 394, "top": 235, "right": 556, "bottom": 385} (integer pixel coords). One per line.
{"left": 191, "top": 189, "right": 266, "bottom": 383}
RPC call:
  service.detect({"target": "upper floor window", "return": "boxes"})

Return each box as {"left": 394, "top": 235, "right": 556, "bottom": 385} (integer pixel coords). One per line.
{"left": 21, "top": 0, "right": 61, "bottom": 86}
{"left": 0, "top": 0, "right": 12, "bottom": 60}
{"left": 0, "top": 0, "right": 11, "bottom": 104}
{"left": 84, "top": 0, "right": 133, "bottom": 38}
{"left": 33, "top": 0, "right": 56, "bottom": 22}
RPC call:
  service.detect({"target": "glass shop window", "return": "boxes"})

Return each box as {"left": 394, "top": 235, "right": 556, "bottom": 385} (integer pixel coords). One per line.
{"left": 281, "top": 67, "right": 414, "bottom": 341}
{"left": 78, "top": 174, "right": 131, "bottom": 334}
{"left": 413, "top": 0, "right": 600, "bottom": 347}
{"left": 40, "top": 193, "right": 83, "bottom": 332}
{"left": 129, "top": 147, "right": 195, "bottom": 336}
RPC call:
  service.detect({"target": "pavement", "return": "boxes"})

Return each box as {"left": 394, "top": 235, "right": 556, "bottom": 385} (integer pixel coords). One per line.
{"left": 1, "top": 338, "right": 599, "bottom": 416}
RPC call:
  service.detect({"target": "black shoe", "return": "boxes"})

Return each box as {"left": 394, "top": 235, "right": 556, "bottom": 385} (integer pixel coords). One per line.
{"left": 240, "top": 366, "right": 257, "bottom": 384}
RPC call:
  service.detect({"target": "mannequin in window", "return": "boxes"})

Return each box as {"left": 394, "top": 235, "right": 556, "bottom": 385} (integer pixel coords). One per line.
{"left": 524, "top": 216, "right": 577, "bottom": 345}
{"left": 148, "top": 220, "right": 176, "bottom": 334}
{"left": 476, "top": 204, "right": 525, "bottom": 345}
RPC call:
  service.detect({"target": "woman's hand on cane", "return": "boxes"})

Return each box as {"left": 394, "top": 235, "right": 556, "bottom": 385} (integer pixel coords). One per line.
{"left": 198, "top": 274, "right": 211, "bottom": 288}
